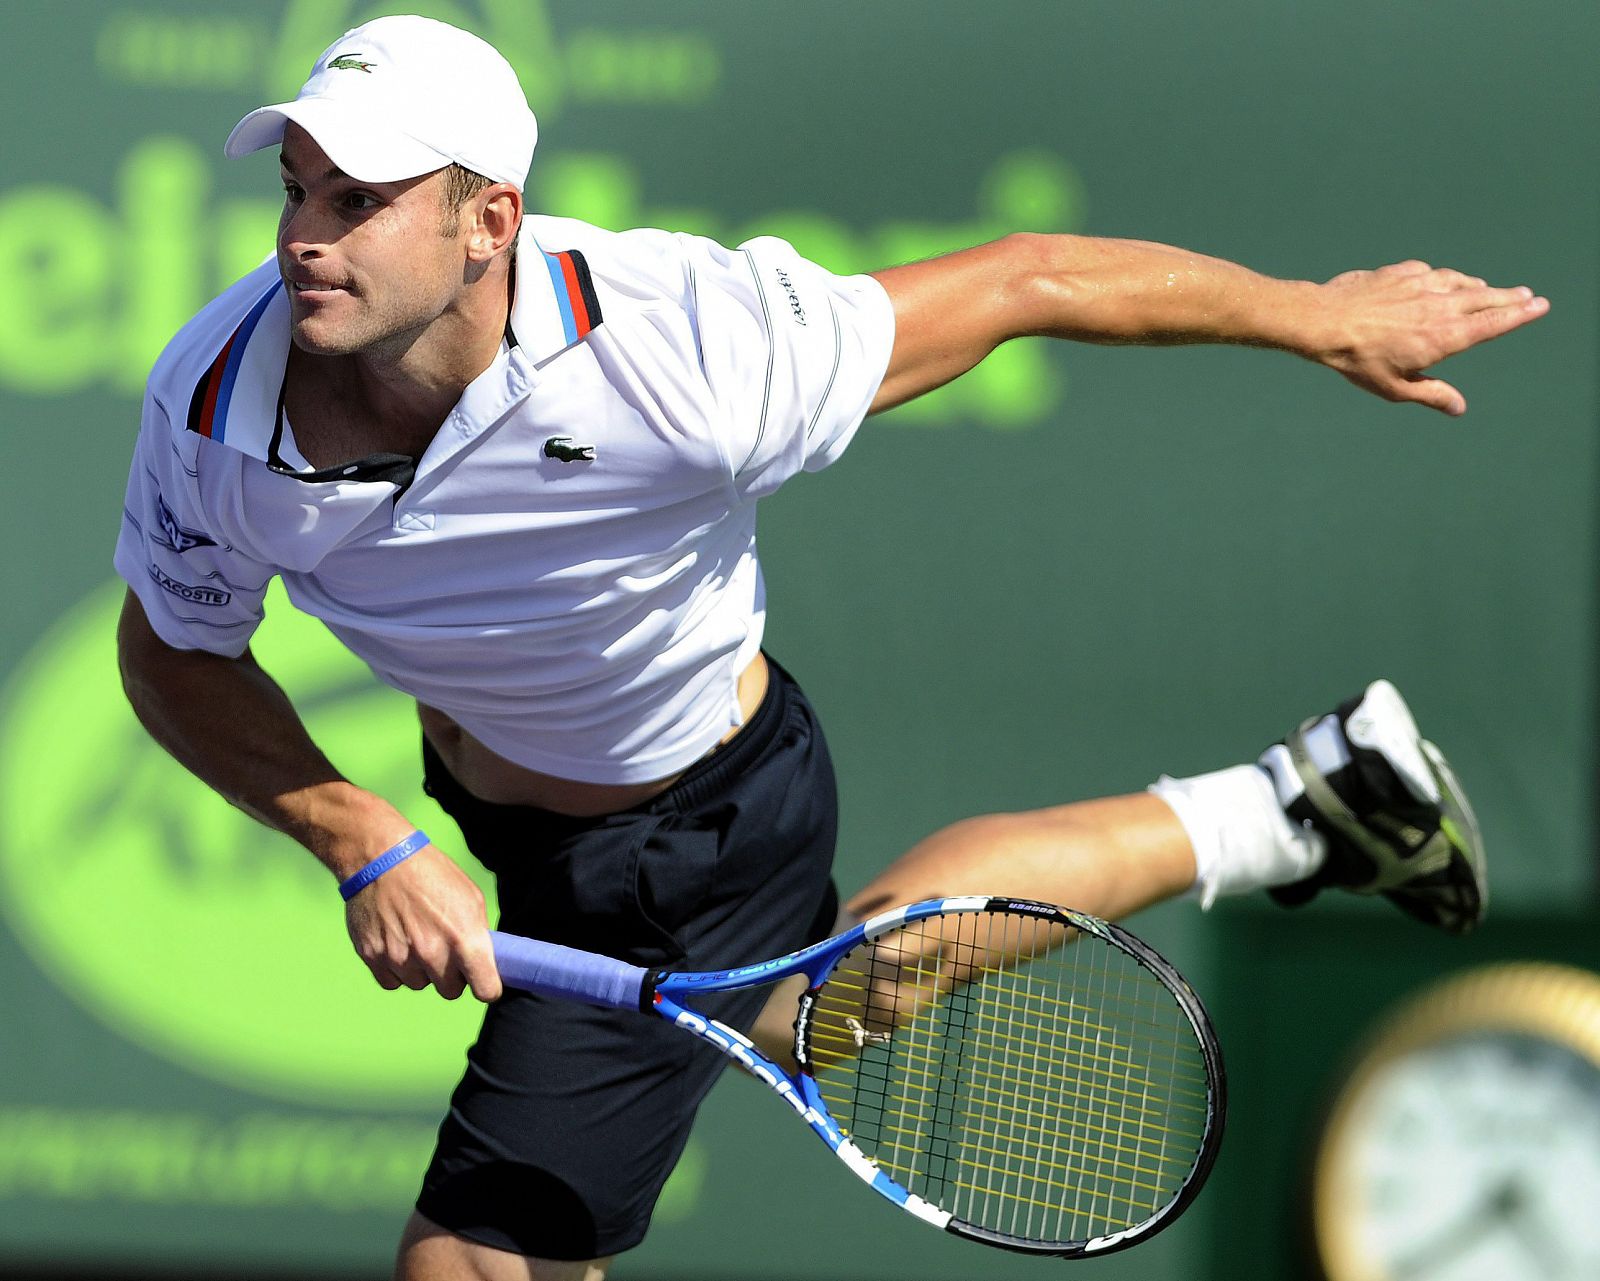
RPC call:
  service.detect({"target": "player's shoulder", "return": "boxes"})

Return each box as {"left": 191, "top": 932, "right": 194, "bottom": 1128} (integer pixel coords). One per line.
{"left": 521, "top": 215, "right": 823, "bottom": 313}
{"left": 146, "top": 260, "right": 281, "bottom": 417}
{"left": 523, "top": 214, "right": 703, "bottom": 309}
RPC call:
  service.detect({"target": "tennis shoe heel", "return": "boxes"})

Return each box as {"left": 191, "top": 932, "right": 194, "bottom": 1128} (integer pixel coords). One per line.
{"left": 1262, "top": 679, "right": 1488, "bottom": 934}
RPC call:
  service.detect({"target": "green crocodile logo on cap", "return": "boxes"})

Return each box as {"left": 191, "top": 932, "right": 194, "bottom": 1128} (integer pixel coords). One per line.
{"left": 328, "top": 54, "right": 376, "bottom": 73}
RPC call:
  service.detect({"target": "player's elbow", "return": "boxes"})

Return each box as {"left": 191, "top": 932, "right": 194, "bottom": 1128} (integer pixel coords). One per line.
{"left": 993, "top": 232, "right": 1095, "bottom": 341}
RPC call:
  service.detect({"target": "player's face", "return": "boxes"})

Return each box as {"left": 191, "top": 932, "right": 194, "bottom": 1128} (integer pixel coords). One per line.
{"left": 276, "top": 123, "right": 466, "bottom": 356}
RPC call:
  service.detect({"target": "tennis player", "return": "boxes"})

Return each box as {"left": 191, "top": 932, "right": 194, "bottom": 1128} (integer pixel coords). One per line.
{"left": 114, "top": 16, "right": 1545, "bottom": 1281}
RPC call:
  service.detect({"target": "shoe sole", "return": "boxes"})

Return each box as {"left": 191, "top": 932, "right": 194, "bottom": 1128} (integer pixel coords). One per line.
{"left": 1411, "top": 738, "right": 1490, "bottom": 932}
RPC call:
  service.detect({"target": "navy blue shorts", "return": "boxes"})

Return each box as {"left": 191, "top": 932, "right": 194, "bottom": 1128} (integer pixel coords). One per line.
{"left": 414, "top": 659, "right": 839, "bottom": 1260}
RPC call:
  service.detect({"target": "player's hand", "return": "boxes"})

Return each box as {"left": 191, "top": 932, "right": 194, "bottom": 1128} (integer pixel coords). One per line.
{"left": 343, "top": 842, "right": 503, "bottom": 1002}
{"left": 1305, "top": 260, "right": 1548, "bottom": 416}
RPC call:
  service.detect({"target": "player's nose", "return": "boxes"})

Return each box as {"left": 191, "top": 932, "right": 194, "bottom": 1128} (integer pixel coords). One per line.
{"left": 279, "top": 201, "right": 338, "bottom": 259}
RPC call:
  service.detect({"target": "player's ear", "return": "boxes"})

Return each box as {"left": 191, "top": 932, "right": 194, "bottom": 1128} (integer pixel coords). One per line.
{"left": 467, "top": 185, "right": 522, "bottom": 264}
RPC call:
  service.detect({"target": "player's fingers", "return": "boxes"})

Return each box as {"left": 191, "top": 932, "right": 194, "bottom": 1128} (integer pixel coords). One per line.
{"left": 361, "top": 956, "right": 403, "bottom": 990}
{"left": 1397, "top": 374, "right": 1467, "bottom": 417}
{"left": 1453, "top": 284, "right": 1535, "bottom": 313}
{"left": 383, "top": 946, "right": 434, "bottom": 991}
{"left": 462, "top": 935, "right": 504, "bottom": 1003}
{"left": 353, "top": 932, "right": 403, "bottom": 989}
{"left": 395, "top": 965, "right": 432, "bottom": 991}
{"left": 414, "top": 932, "right": 489, "bottom": 1002}
{"left": 1424, "top": 267, "right": 1484, "bottom": 292}
{"left": 432, "top": 965, "right": 468, "bottom": 1002}
{"left": 1440, "top": 296, "right": 1549, "bottom": 355}
{"left": 1379, "top": 259, "right": 1432, "bottom": 277}
{"left": 412, "top": 935, "right": 462, "bottom": 996}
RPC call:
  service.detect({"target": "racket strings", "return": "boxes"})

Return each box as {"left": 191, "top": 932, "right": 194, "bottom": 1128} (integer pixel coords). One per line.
{"left": 813, "top": 971, "right": 1207, "bottom": 1069}
{"left": 813, "top": 963, "right": 1212, "bottom": 1097}
{"left": 808, "top": 1011, "right": 1212, "bottom": 1109}
{"left": 812, "top": 1029, "right": 1210, "bottom": 1125}
{"left": 807, "top": 909, "right": 1210, "bottom": 1245}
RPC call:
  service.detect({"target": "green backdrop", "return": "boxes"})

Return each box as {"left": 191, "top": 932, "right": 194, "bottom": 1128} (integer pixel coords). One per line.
{"left": 1, "top": 2, "right": 1594, "bottom": 1278}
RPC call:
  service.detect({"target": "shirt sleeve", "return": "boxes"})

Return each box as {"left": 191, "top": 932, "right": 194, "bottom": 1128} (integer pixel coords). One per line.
{"left": 113, "top": 391, "right": 274, "bottom": 657}
{"left": 684, "top": 233, "right": 896, "bottom": 499}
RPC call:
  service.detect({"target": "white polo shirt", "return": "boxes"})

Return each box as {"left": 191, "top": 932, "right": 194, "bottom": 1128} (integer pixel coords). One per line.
{"left": 115, "top": 215, "right": 895, "bottom": 784}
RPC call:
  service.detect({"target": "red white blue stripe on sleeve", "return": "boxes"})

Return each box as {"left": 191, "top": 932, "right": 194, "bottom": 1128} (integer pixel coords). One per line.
{"left": 540, "top": 249, "right": 601, "bottom": 344}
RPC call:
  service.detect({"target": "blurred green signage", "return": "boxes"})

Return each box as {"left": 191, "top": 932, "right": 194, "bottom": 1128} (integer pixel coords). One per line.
{"left": 0, "top": 579, "right": 706, "bottom": 1225}
{"left": 0, "top": 0, "right": 1083, "bottom": 424}
{"left": 2, "top": 2, "right": 1592, "bottom": 1279}
{"left": 0, "top": 582, "right": 490, "bottom": 1107}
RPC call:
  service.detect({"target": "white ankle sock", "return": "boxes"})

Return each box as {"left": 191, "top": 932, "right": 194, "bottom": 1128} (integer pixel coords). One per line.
{"left": 1149, "top": 763, "right": 1328, "bottom": 909}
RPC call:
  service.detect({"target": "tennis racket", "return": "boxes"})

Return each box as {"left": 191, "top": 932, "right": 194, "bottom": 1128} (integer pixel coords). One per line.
{"left": 490, "top": 895, "right": 1225, "bottom": 1257}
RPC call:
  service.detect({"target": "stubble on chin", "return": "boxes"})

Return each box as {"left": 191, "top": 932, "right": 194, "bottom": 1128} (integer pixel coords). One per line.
{"left": 287, "top": 302, "right": 378, "bottom": 357}
{"left": 289, "top": 322, "right": 356, "bottom": 356}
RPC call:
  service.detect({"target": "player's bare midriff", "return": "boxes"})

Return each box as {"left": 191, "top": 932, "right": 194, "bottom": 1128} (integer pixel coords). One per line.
{"left": 418, "top": 652, "right": 770, "bottom": 816}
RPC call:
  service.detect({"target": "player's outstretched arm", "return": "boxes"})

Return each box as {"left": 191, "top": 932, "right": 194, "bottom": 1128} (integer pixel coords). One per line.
{"left": 116, "top": 589, "right": 501, "bottom": 1003}
{"left": 869, "top": 233, "right": 1549, "bottom": 416}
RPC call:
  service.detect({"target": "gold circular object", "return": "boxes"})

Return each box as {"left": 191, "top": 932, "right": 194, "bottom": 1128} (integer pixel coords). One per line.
{"left": 1312, "top": 962, "right": 1600, "bottom": 1281}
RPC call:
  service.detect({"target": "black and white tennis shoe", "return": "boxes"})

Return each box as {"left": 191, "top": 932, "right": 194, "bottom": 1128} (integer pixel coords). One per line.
{"left": 1260, "top": 679, "right": 1487, "bottom": 934}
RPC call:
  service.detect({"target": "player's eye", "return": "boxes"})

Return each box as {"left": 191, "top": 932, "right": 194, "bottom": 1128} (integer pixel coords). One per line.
{"left": 281, "top": 181, "right": 304, "bottom": 203}
{"left": 344, "top": 191, "right": 381, "bottom": 211}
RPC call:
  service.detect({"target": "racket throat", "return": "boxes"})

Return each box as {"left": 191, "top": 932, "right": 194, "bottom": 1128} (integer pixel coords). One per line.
{"left": 639, "top": 969, "right": 666, "bottom": 1013}
{"left": 652, "top": 989, "right": 799, "bottom": 1098}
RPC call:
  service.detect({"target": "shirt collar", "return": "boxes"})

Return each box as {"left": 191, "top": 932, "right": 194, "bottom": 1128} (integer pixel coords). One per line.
{"left": 185, "top": 276, "right": 288, "bottom": 464}
{"left": 185, "top": 231, "right": 605, "bottom": 461}
{"left": 507, "top": 225, "right": 605, "bottom": 365}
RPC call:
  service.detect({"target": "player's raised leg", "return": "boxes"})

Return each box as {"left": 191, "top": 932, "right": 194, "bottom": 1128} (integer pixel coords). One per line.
{"left": 851, "top": 678, "right": 1485, "bottom": 929}
{"left": 844, "top": 792, "right": 1200, "bottom": 923}
{"left": 753, "top": 678, "right": 1486, "bottom": 1060}
{"left": 746, "top": 791, "right": 1214, "bottom": 1062}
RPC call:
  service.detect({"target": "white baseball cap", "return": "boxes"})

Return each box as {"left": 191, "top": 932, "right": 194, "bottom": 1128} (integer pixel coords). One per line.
{"left": 224, "top": 15, "right": 537, "bottom": 190}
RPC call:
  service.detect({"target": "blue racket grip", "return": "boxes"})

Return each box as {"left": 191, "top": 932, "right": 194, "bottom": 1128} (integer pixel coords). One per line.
{"left": 490, "top": 931, "right": 650, "bottom": 1011}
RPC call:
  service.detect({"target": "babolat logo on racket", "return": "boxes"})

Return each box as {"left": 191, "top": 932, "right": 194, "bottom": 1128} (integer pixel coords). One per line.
{"left": 1002, "top": 899, "right": 1058, "bottom": 915}
{"left": 793, "top": 991, "right": 817, "bottom": 1068}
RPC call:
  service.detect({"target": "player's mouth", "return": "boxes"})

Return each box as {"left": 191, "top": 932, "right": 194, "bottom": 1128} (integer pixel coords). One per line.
{"left": 286, "top": 276, "right": 354, "bottom": 301}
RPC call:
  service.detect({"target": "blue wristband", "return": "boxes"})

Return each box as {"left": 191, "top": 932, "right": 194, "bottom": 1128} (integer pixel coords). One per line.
{"left": 338, "top": 830, "right": 430, "bottom": 901}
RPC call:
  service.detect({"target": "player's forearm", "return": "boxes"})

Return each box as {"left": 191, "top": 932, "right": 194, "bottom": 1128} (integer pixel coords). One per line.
{"left": 870, "top": 233, "right": 1322, "bottom": 412}
{"left": 875, "top": 233, "right": 1541, "bottom": 414}
{"left": 1007, "top": 232, "right": 1318, "bottom": 352}
{"left": 116, "top": 593, "right": 413, "bottom": 879}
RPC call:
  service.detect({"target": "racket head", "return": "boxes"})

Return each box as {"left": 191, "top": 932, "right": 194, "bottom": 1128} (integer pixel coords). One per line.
{"left": 793, "top": 897, "right": 1225, "bottom": 1257}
